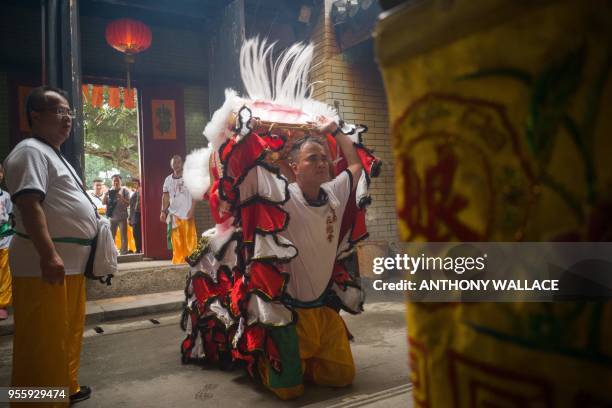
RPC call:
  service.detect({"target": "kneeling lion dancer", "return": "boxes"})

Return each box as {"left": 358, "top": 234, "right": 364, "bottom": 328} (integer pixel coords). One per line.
{"left": 182, "top": 38, "right": 381, "bottom": 399}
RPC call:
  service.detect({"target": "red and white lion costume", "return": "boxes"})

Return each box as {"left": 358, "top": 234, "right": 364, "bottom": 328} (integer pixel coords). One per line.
{"left": 180, "top": 38, "right": 381, "bottom": 381}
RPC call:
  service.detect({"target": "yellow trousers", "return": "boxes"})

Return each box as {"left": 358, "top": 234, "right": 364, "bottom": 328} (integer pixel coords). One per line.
{"left": 260, "top": 306, "right": 355, "bottom": 400}
{"left": 11, "top": 274, "right": 86, "bottom": 407}
{"left": 171, "top": 217, "right": 197, "bottom": 264}
{"left": 115, "top": 224, "right": 136, "bottom": 253}
{"left": 0, "top": 248, "right": 11, "bottom": 308}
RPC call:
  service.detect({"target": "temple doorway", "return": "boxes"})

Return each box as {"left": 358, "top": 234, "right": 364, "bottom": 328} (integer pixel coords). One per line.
{"left": 82, "top": 83, "right": 143, "bottom": 255}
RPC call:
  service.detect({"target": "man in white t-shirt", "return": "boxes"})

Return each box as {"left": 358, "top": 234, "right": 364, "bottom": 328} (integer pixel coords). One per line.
{"left": 160, "top": 155, "right": 197, "bottom": 264}
{"left": 260, "top": 131, "right": 363, "bottom": 400}
{"left": 3, "top": 86, "right": 95, "bottom": 404}
{"left": 87, "top": 179, "right": 105, "bottom": 215}
{"left": 0, "top": 163, "right": 13, "bottom": 320}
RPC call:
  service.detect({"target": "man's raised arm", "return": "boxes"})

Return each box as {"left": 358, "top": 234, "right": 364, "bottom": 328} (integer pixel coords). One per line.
{"left": 335, "top": 131, "right": 363, "bottom": 189}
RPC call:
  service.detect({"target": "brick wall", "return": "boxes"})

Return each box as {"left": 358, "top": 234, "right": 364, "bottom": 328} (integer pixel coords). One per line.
{"left": 310, "top": 0, "right": 398, "bottom": 245}
{"left": 184, "top": 85, "right": 215, "bottom": 236}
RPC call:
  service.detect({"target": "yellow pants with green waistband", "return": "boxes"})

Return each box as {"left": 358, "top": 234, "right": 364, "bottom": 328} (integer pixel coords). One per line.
{"left": 0, "top": 248, "right": 11, "bottom": 308}
{"left": 11, "top": 274, "right": 86, "bottom": 407}
{"left": 259, "top": 306, "right": 355, "bottom": 400}
{"left": 169, "top": 217, "right": 197, "bottom": 264}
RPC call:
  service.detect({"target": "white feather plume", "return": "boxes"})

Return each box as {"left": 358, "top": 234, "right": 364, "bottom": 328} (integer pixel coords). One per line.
{"left": 205, "top": 38, "right": 340, "bottom": 140}
{"left": 183, "top": 147, "right": 212, "bottom": 201}
{"left": 204, "top": 89, "right": 242, "bottom": 150}
{"left": 273, "top": 42, "right": 314, "bottom": 106}
{"left": 240, "top": 37, "right": 275, "bottom": 101}
{"left": 240, "top": 38, "right": 317, "bottom": 110}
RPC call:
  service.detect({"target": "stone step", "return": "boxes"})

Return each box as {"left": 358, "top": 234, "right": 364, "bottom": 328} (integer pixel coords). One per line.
{"left": 117, "top": 253, "right": 144, "bottom": 263}
{"left": 1, "top": 290, "right": 184, "bottom": 336}
{"left": 87, "top": 260, "right": 189, "bottom": 301}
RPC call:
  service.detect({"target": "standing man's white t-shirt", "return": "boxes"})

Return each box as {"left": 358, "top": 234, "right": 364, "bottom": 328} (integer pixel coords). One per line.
{"left": 3, "top": 138, "right": 97, "bottom": 277}
{"left": 280, "top": 170, "right": 353, "bottom": 302}
{"left": 87, "top": 190, "right": 104, "bottom": 210}
{"left": 0, "top": 189, "right": 12, "bottom": 250}
{"left": 163, "top": 175, "right": 193, "bottom": 220}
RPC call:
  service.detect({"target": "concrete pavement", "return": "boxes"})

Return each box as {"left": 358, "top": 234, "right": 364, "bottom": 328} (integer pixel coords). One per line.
{"left": 0, "top": 301, "right": 412, "bottom": 407}
{"left": 0, "top": 263, "right": 414, "bottom": 406}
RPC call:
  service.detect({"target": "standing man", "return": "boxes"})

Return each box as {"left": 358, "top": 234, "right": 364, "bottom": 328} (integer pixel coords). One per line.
{"left": 129, "top": 178, "right": 142, "bottom": 253}
{"left": 87, "top": 179, "right": 105, "bottom": 215}
{"left": 4, "top": 86, "right": 95, "bottom": 404}
{"left": 160, "top": 154, "right": 197, "bottom": 264}
{"left": 0, "top": 163, "right": 13, "bottom": 320}
{"left": 103, "top": 174, "right": 130, "bottom": 255}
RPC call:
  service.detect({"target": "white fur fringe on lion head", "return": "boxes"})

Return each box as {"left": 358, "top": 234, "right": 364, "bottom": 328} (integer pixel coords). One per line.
{"left": 204, "top": 37, "right": 339, "bottom": 150}
{"left": 186, "top": 37, "right": 341, "bottom": 201}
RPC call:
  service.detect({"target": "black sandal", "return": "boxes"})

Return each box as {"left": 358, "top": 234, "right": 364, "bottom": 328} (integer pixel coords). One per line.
{"left": 70, "top": 385, "right": 92, "bottom": 404}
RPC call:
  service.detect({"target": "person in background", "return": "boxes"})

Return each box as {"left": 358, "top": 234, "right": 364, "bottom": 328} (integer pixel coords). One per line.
{"left": 0, "top": 163, "right": 13, "bottom": 320}
{"left": 103, "top": 174, "right": 130, "bottom": 255}
{"left": 160, "top": 155, "right": 197, "bottom": 264}
{"left": 4, "top": 85, "right": 95, "bottom": 404}
{"left": 129, "top": 178, "right": 142, "bottom": 253}
{"left": 87, "top": 179, "right": 105, "bottom": 216}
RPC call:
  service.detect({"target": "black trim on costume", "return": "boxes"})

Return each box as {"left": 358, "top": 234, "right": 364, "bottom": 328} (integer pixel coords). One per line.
{"left": 338, "top": 123, "right": 383, "bottom": 179}
{"left": 183, "top": 294, "right": 237, "bottom": 333}
{"left": 190, "top": 265, "right": 234, "bottom": 287}
{"left": 240, "top": 292, "right": 297, "bottom": 329}
{"left": 248, "top": 233, "right": 298, "bottom": 264}
{"left": 354, "top": 141, "right": 383, "bottom": 179}
{"left": 325, "top": 267, "right": 365, "bottom": 315}
{"left": 232, "top": 105, "right": 255, "bottom": 137}
{"left": 355, "top": 124, "right": 368, "bottom": 144}
{"left": 358, "top": 196, "right": 372, "bottom": 208}
{"left": 212, "top": 230, "right": 243, "bottom": 261}
{"left": 338, "top": 120, "right": 356, "bottom": 136}
{"left": 234, "top": 201, "right": 292, "bottom": 241}
{"left": 370, "top": 158, "right": 383, "bottom": 178}
{"left": 180, "top": 330, "right": 199, "bottom": 363}
{"left": 239, "top": 260, "right": 291, "bottom": 303}
{"left": 231, "top": 162, "right": 291, "bottom": 210}
{"left": 338, "top": 122, "right": 368, "bottom": 145}
{"left": 11, "top": 188, "right": 45, "bottom": 203}
{"left": 217, "top": 142, "right": 270, "bottom": 202}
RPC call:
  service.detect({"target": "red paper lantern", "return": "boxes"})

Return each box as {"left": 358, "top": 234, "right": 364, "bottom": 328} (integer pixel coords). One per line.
{"left": 105, "top": 19, "right": 152, "bottom": 55}
{"left": 105, "top": 19, "right": 152, "bottom": 90}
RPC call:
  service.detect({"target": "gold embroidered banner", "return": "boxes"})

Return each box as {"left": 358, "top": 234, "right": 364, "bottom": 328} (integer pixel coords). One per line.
{"left": 376, "top": 0, "right": 612, "bottom": 405}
